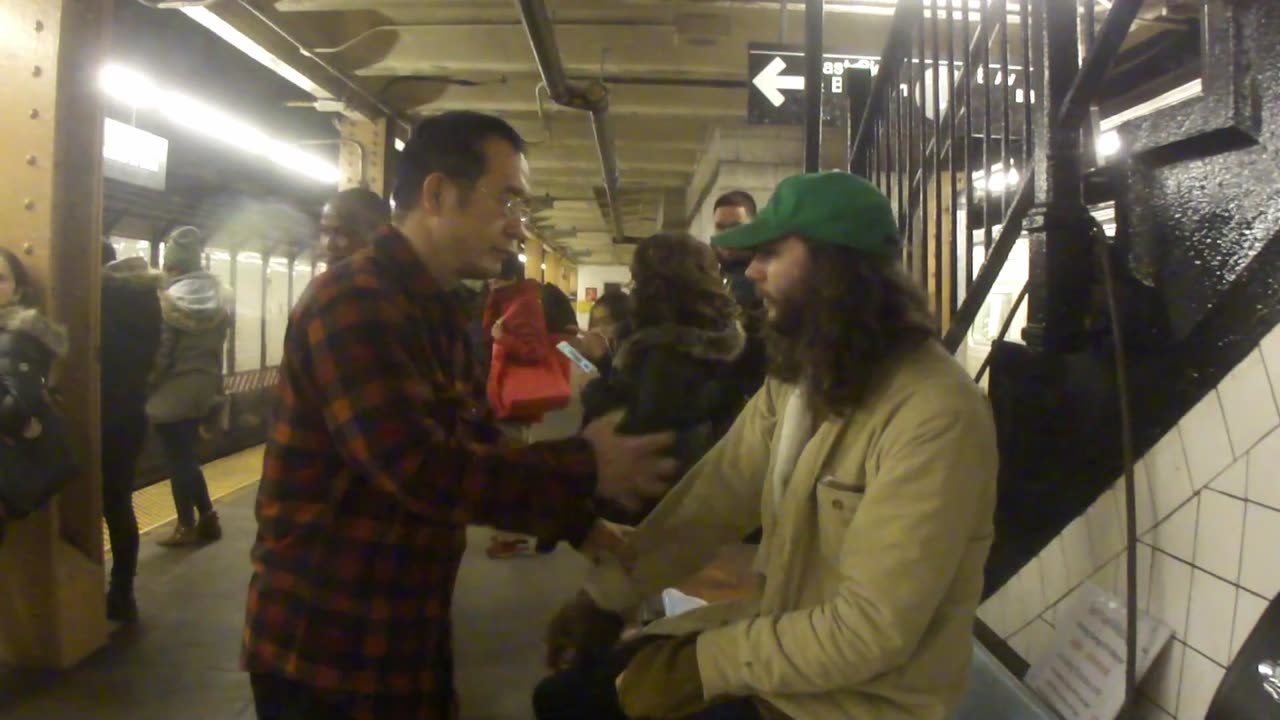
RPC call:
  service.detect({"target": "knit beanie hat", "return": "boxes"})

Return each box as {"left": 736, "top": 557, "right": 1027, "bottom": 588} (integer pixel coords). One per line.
{"left": 164, "top": 226, "right": 204, "bottom": 275}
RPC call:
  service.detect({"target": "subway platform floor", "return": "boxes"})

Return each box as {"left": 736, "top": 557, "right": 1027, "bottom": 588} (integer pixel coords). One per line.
{"left": 0, "top": 444, "right": 594, "bottom": 720}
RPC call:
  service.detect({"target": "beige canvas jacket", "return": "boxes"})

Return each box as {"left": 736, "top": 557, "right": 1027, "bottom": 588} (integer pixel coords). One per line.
{"left": 585, "top": 341, "right": 998, "bottom": 720}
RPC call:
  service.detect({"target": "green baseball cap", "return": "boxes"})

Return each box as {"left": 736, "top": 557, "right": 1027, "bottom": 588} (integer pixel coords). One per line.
{"left": 711, "top": 171, "right": 900, "bottom": 257}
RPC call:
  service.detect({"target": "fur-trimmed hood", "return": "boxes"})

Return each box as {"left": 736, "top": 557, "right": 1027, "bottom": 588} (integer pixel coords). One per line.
{"left": 103, "top": 257, "right": 163, "bottom": 291}
{"left": 613, "top": 319, "right": 746, "bottom": 371}
{"left": 0, "top": 305, "right": 69, "bottom": 358}
{"left": 161, "top": 270, "right": 228, "bottom": 332}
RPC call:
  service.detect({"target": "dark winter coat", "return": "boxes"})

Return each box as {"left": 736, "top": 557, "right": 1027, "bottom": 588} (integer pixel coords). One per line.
{"left": 580, "top": 319, "right": 746, "bottom": 523}
{"left": 100, "top": 258, "right": 163, "bottom": 429}
{"left": 0, "top": 306, "right": 69, "bottom": 438}
{"left": 145, "top": 271, "right": 229, "bottom": 424}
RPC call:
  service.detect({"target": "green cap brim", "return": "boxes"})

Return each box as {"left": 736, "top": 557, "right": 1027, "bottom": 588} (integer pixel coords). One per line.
{"left": 711, "top": 216, "right": 782, "bottom": 250}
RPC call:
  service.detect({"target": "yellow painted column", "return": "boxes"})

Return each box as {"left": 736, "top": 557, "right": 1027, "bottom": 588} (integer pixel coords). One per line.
{"left": 0, "top": 0, "right": 111, "bottom": 666}
{"left": 524, "top": 235, "right": 544, "bottom": 283}
{"left": 566, "top": 262, "right": 577, "bottom": 294}
{"left": 337, "top": 115, "right": 394, "bottom": 195}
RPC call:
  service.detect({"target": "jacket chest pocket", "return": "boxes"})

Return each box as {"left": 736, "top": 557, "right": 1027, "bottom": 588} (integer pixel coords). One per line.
{"left": 814, "top": 476, "right": 865, "bottom": 561}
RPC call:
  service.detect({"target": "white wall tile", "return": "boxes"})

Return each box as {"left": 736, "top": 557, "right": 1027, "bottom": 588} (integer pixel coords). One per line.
{"left": 1135, "top": 460, "right": 1158, "bottom": 535}
{"left": 1246, "top": 426, "right": 1280, "bottom": 511}
{"left": 1141, "top": 638, "right": 1184, "bottom": 716}
{"left": 1239, "top": 501, "right": 1280, "bottom": 599}
{"left": 1008, "top": 557, "right": 1047, "bottom": 632}
{"left": 1193, "top": 490, "right": 1246, "bottom": 582}
{"left": 1178, "top": 390, "right": 1236, "bottom": 490}
{"left": 1133, "top": 698, "right": 1175, "bottom": 720}
{"left": 1143, "top": 497, "right": 1198, "bottom": 565}
{"left": 1039, "top": 537, "right": 1072, "bottom": 607}
{"left": 1231, "top": 590, "right": 1268, "bottom": 661}
{"left": 1086, "top": 485, "right": 1126, "bottom": 563}
{"left": 1090, "top": 553, "right": 1122, "bottom": 596}
{"left": 1133, "top": 543, "right": 1156, "bottom": 611}
{"left": 1184, "top": 569, "right": 1236, "bottom": 665}
{"left": 1148, "top": 550, "right": 1193, "bottom": 637}
{"left": 1008, "top": 618, "right": 1055, "bottom": 665}
{"left": 1177, "top": 648, "right": 1225, "bottom": 720}
{"left": 1208, "top": 455, "right": 1247, "bottom": 498}
{"left": 1218, "top": 349, "right": 1280, "bottom": 455}
{"left": 1060, "top": 517, "right": 1096, "bottom": 589}
{"left": 1259, "top": 322, "right": 1280, "bottom": 414}
{"left": 1146, "top": 428, "right": 1195, "bottom": 525}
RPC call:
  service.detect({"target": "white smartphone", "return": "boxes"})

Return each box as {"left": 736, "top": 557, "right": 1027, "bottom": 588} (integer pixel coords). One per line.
{"left": 556, "top": 340, "right": 598, "bottom": 374}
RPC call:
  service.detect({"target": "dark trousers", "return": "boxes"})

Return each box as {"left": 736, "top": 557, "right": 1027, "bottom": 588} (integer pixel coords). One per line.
{"left": 251, "top": 673, "right": 352, "bottom": 720}
{"left": 250, "top": 673, "right": 445, "bottom": 720}
{"left": 102, "top": 413, "right": 147, "bottom": 588}
{"left": 154, "top": 418, "right": 212, "bottom": 527}
{"left": 532, "top": 640, "right": 765, "bottom": 720}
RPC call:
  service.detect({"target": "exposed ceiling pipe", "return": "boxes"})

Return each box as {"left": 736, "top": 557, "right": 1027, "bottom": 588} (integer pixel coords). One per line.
{"left": 514, "top": 0, "right": 626, "bottom": 244}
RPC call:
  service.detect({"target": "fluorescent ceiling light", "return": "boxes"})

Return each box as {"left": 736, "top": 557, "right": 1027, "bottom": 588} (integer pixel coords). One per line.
{"left": 394, "top": 137, "right": 406, "bottom": 152}
{"left": 99, "top": 63, "right": 339, "bottom": 185}
{"left": 1096, "top": 130, "right": 1122, "bottom": 158}
{"left": 180, "top": 7, "right": 330, "bottom": 100}
{"left": 1100, "top": 80, "right": 1202, "bottom": 132}
{"left": 518, "top": 253, "right": 528, "bottom": 263}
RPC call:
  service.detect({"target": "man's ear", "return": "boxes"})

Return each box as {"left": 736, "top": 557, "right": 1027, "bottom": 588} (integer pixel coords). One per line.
{"left": 421, "top": 173, "right": 447, "bottom": 215}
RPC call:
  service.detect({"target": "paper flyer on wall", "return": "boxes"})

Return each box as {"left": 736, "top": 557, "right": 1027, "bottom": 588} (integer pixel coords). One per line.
{"left": 1025, "top": 582, "right": 1174, "bottom": 720}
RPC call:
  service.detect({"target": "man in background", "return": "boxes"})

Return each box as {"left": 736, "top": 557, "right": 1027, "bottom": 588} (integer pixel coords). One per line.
{"left": 319, "top": 187, "right": 390, "bottom": 263}
{"left": 712, "top": 191, "right": 768, "bottom": 405}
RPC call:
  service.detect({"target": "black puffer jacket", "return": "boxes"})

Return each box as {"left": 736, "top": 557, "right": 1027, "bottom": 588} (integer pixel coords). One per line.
{"left": 581, "top": 318, "right": 746, "bottom": 524}
{"left": 100, "top": 258, "right": 162, "bottom": 429}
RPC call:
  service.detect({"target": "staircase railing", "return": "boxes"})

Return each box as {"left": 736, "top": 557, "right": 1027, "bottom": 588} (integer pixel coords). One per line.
{"left": 850, "top": 0, "right": 1144, "bottom": 362}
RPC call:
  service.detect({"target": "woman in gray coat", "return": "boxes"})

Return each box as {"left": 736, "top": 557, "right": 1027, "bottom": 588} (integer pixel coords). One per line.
{"left": 147, "top": 227, "right": 229, "bottom": 547}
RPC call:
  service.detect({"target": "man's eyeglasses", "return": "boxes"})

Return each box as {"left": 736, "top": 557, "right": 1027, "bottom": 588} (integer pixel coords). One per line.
{"left": 475, "top": 186, "right": 534, "bottom": 226}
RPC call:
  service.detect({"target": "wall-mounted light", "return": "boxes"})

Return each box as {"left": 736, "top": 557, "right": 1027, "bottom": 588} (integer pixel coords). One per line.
{"left": 518, "top": 253, "right": 528, "bottom": 263}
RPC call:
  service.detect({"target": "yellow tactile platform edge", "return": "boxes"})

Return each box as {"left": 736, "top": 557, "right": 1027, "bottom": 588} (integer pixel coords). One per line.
{"left": 104, "top": 445, "right": 264, "bottom": 554}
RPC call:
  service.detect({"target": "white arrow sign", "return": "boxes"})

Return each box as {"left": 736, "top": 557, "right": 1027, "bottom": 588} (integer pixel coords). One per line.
{"left": 752, "top": 56, "right": 805, "bottom": 108}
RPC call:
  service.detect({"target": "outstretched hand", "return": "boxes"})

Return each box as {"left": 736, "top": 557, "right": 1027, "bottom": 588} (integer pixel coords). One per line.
{"left": 582, "top": 411, "right": 679, "bottom": 513}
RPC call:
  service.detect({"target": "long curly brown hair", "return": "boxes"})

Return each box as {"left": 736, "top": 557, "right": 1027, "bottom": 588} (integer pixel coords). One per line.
{"left": 767, "top": 238, "right": 937, "bottom": 418}
{"left": 628, "top": 231, "right": 741, "bottom": 331}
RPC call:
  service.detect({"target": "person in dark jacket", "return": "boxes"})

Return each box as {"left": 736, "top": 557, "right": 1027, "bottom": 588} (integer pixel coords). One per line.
{"left": 147, "top": 226, "right": 230, "bottom": 547}
{"left": 99, "top": 241, "right": 163, "bottom": 622}
{"left": 581, "top": 289, "right": 632, "bottom": 380}
{"left": 712, "top": 191, "right": 769, "bottom": 407}
{"left": 580, "top": 231, "right": 745, "bottom": 525}
{"left": 0, "top": 247, "right": 70, "bottom": 542}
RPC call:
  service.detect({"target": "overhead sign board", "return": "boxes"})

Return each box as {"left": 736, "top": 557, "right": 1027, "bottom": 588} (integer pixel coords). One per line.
{"left": 748, "top": 43, "right": 1031, "bottom": 139}
{"left": 748, "top": 43, "right": 877, "bottom": 126}
{"left": 103, "top": 117, "right": 169, "bottom": 191}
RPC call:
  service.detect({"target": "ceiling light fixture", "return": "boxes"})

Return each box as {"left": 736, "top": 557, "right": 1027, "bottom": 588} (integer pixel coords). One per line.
{"left": 98, "top": 63, "right": 339, "bottom": 185}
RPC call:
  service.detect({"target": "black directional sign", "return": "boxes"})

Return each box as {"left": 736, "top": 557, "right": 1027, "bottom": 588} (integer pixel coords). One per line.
{"left": 748, "top": 42, "right": 1030, "bottom": 139}
{"left": 747, "top": 43, "right": 877, "bottom": 127}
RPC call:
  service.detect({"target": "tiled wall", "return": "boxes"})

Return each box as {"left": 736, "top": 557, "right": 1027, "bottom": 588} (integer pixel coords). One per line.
{"left": 977, "top": 322, "right": 1280, "bottom": 719}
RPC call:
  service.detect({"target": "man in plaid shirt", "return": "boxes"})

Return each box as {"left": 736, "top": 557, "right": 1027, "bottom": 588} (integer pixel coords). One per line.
{"left": 243, "top": 111, "right": 677, "bottom": 719}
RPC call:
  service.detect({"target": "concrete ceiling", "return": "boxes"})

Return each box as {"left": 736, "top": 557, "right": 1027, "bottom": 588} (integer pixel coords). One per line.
{"left": 185, "top": 0, "right": 1182, "bottom": 264}
{"left": 184, "top": 0, "right": 909, "bottom": 264}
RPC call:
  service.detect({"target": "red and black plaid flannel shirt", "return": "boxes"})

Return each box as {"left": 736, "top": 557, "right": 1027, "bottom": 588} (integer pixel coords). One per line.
{"left": 242, "top": 228, "right": 597, "bottom": 717}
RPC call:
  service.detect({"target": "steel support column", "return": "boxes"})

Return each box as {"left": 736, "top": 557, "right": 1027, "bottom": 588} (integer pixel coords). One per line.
{"left": 0, "top": 0, "right": 111, "bottom": 667}
{"left": 803, "top": 0, "right": 824, "bottom": 172}
{"left": 1021, "top": 0, "right": 1089, "bottom": 352}
{"left": 337, "top": 115, "right": 394, "bottom": 195}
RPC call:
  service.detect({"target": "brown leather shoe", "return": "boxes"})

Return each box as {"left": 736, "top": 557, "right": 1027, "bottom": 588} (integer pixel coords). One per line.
{"left": 196, "top": 511, "right": 222, "bottom": 542}
{"left": 157, "top": 524, "right": 200, "bottom": 547}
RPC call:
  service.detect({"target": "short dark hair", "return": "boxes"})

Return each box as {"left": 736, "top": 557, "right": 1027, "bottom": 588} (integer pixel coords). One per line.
{"left": 101, "top": 240, "right": 118, "bottom": 265}
{"left": 713, "top": 190, "right": 757, "bottom": 217}
{"left": 329, "top": 188, "right": 389, "bottom": 236}
{"left": 590, "top": 289, "right": 632, "bottom": 329}
{"left": 391, "top": 111, "right": 527, "bottom": 217}
{"left": 541, "top": 283, "right": 578, "bottom": 334}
